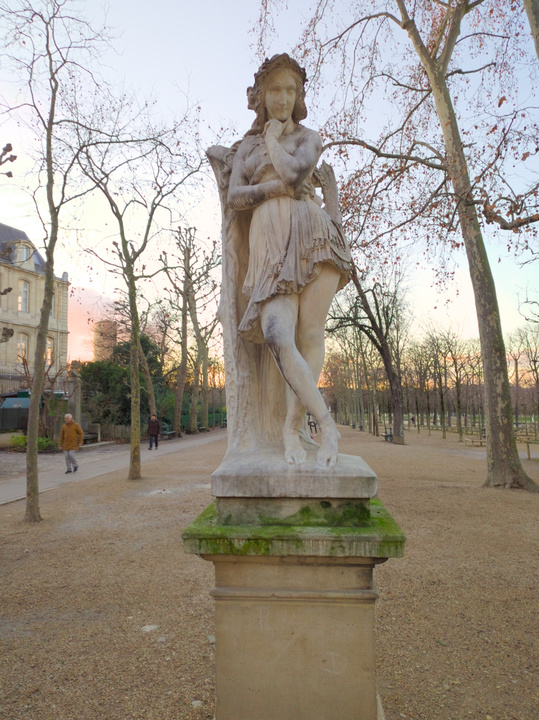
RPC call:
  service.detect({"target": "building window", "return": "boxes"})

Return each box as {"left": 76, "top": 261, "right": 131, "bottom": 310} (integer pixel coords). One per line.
{"left": 18, "top": 280, "right": 29, "bottom": 313}
{"left": 20, "top": 245, "right": 30, "bottom": 262}
{"left": 17, "top": 333, "right": 29, "bottom": 364}
{"left": 46, "top": 337, "right": 54, "bottom": 366}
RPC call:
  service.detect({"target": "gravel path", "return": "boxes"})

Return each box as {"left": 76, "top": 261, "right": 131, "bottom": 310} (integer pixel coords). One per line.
{"left": 1, "top": 426, "right": 538, "bottom": 720}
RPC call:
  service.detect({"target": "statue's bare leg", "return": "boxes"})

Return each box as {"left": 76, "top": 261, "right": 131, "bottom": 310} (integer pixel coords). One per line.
{"left": 283, "top": 392, "right": 308, "bottom": 465}
{"left": 297, "top": 265, "right": 341, "bottom": 467}
{"left": 260, "top": 264, "right": 341, "bottom": 467}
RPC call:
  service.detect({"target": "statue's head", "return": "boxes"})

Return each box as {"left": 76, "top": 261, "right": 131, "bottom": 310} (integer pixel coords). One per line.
{"left": 247, "top": 53, "right": 308, "bottom": 134}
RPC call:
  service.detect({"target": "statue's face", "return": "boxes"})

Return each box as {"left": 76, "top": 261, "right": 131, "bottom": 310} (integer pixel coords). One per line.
{"left": 264, "top": 68, "right": 297, "bottom": 122}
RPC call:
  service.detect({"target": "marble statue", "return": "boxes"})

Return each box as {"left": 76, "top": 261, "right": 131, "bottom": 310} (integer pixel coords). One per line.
{"left": 208, "top": 53, "right": 351, "bottom": 469}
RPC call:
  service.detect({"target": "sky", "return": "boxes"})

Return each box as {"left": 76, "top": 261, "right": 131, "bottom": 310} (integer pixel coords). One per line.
{"left": 1, "top": 0, "right": 537, "bottom": 361}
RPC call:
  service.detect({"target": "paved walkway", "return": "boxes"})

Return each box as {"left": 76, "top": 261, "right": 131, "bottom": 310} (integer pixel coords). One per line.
{"left": 0, "top": 428, "right": 227, "bottom": 506}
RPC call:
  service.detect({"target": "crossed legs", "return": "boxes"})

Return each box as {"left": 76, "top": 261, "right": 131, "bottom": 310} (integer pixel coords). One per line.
{"left": 260, "top": 264, "right": 341, "bottom": 467}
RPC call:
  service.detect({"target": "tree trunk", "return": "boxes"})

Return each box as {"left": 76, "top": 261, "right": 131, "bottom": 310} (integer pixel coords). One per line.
{"left": 439, "top": 375, "right": 446, "bottom": 440}
{"left": 25, "top": 82, "right": 61, "bottom": 521}
{"left": 26, "top": 266, "right": 56, "bottom": 522}
{"left": 188, "top": 352, "right": 201, "bottom": 433}
{"left": 359, "top": 339, "right": 373, "bottom": 434}
{"left": 396, "top": 3, "right": 538, "bottom": 489}
{"left": 173, "top": 357, "right": 187, "bottom": 436}
{"left": 138, "top": 339, "right": 156, "bottom": 417}
{"left": 353, "top": 277, "right": 405, "bottom": 445}
{"left": 200, "top": 346, "right": 209, "bottom": 429}
{"left": 524, "top": 0, "right": 539, "bottom": 60}
{"left": 514, "top": 357, "right": 520, "bottom": 429}
{"left": 456, "top": 379, "right": 463, "bottom": 442}
{"left": 430, "top": 71, "right": 536, "bottom": 490}
{"left": 127, "top": 270, "right": 141, "bottom": 480}
{"left": 172, "top": 246, "right": 190, "bottom": 436}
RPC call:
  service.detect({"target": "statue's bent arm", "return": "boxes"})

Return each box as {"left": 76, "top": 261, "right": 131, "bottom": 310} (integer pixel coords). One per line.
{"left": 227, "top": 141, "right": 288, "bottom": 211}
{"left": 265, "top": 127, "right": 322, "bottom": 188}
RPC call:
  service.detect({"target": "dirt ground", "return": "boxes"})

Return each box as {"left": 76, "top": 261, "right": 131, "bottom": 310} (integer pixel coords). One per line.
{"left": 1, "top": 427, "right": 538, "bottom": 720}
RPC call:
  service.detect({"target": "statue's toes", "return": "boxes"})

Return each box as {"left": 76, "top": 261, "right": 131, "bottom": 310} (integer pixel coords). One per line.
{"left": 285, "top": 448, "right": 307, "bottom": 465}
{"left": 315, "top": 448, "right": 338, "bottom": 469}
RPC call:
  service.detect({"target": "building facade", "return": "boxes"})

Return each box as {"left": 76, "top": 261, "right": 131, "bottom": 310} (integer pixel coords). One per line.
{"left": 0, "top": 223, "right": 69, "bottom": 394}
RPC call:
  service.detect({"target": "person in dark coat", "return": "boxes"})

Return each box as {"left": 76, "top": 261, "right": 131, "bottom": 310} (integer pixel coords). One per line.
{"left": 147, "top": 414, "right": 161, "bottom": 450}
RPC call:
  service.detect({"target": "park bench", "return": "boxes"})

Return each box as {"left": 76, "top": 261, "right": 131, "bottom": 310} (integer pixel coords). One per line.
{"left": 197, "top": 425, "right": 210, "bottom": 433}
{"left": 464, "top": 436, "right": 485, "bottom": 447}
{"left": 525, "top": 439, "right": 539, "bottom": 460}
{"left": 82, "top": 422, "right": 100, "bottom": 444}
{"left": 382, "top": 426, "right": 393, "bottom": 442}
{"left": 515, "top": 435, "right": 539, "bottom": 459}
{"left": 161, "top": 430, "right": 177, "bottom": 440}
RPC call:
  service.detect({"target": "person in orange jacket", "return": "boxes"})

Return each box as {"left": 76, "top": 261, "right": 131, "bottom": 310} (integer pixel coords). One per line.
{"left": 58, "top": 413, "right": 84, "bottom": 474}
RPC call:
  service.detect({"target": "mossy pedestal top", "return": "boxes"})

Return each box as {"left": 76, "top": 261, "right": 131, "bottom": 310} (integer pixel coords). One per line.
{"left": 183, "top": 449, "right": 405, "bottom": 560}
{"left": 183, "top": 498, "right": 405, "bottom": 559}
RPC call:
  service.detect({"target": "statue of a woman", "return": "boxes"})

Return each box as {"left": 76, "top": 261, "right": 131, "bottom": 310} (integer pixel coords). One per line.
{"left": 208, "top": 54, "right": 351, "bottom": 469}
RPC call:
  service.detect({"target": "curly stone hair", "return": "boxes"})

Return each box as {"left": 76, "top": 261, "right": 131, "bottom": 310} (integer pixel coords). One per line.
{"left": 246, "top": 53, "right": 308, "bottom": 135}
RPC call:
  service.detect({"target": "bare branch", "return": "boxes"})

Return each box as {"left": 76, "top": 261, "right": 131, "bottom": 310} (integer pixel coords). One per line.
{"left": 320, "top": 12, "right": 402, "bottom": 50}
{"left": 322, "top": 137, "right": 446, "bottom": 171}
{"left": 446, "top": 61, "right": 497, "bottom": 78}
{"left": 482, "top": 204, "right": 539, "bottom": 231}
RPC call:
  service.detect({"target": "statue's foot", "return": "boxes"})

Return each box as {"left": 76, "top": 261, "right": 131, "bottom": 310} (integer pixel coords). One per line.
{"left": 284, "top": 431, "right": 307, "bottom": 465}
{"left": 315, "top": 424, "right": 341, "bottom": 469}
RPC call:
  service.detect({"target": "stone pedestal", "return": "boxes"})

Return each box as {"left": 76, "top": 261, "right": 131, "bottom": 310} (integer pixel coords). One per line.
{"left": 182, "top": 446, "right": 405, "bottom": 720}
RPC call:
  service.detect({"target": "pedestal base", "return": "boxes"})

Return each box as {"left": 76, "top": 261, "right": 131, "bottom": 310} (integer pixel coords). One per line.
{"left": 209, "top": 554, "right": 382, "bottom": 720}
{"left": 182, "top": 452, "right": 404, "bottom": 720}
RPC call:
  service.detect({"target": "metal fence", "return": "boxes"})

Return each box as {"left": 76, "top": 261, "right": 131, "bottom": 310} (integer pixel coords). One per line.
{"left": 100, "top": 424, "right": 131, "bottom": 442}
{"left": 0, "top": 408, "right": 28, "bottom": 432}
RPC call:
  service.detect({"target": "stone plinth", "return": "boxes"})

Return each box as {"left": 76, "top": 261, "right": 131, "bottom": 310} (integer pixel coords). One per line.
{"left": 182, "top": 449, "right": 405, "bottom": 720}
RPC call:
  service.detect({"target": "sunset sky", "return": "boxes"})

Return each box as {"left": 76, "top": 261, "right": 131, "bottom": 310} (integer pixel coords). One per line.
{"left": 1, "top": 0, "right": 537, "bottom": 362}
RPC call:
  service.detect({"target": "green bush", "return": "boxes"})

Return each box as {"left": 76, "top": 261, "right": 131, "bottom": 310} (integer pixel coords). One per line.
{"left": 11, "top": 435, "right": 27, "bottom": 450}
{"left": 38, "top": 437, "right": 58, "bottom": 452}
{"left": 10, "top": 435, "right": 58, "bottom": 452}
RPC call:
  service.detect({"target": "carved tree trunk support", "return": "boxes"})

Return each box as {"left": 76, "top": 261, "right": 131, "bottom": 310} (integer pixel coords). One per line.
{"left": 183, "top": 449, "right": 405, "bottom": 720}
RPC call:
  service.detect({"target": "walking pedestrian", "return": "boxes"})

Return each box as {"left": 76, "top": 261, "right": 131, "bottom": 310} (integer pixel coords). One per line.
{"left": 147, "top": 413, "right": 161, "bottom": 450}
{"left": 58, "top": 413, "right": 83, "bottom": 474}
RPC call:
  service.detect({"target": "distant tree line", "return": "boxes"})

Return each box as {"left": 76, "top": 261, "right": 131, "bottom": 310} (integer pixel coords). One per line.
{"left": 322, "top": 320, "right": 539, "bottom": 443}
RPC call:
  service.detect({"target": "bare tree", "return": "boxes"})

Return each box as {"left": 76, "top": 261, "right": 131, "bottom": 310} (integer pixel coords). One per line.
{"left": 439, "top": 328, "right": 469, "bottom": 442}
{"left": 329, "top": 260, "right": 409, "bottom": 444}
{"left": 162, "top": 227, "right": 221, "bottom": 435}
{"left": 328, "top": 323, "right": 368, "bottom": 432}
{"left": 519, "top": 290, "right": 539, "bottom": 324}
{"left": 506, "top": 330, "right": 527, "bottom": 430}
{"left": 258, "top": 0, "right": 538, "bottom": 491}
{"left": 405, "top": 340, "right": 434, "bottom": 433}
{"left": 110, "top": 295, "right": 159, "bottom": 417}
{"left": 76, "top": 105, "right": 204, "bottom": 479}
{"left": 1, "top": 0, "right": 110, "bottom": 521}
{"left": 517, "top": 324, "right": 539, "bottom": 434}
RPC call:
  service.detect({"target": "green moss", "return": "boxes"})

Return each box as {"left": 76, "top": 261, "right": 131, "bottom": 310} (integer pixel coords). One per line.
{"left": 258, "top": 500, "right": 371, "bottom": 528}
{"left": 182, "top": 499, "right": 405, "bottom": 559}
